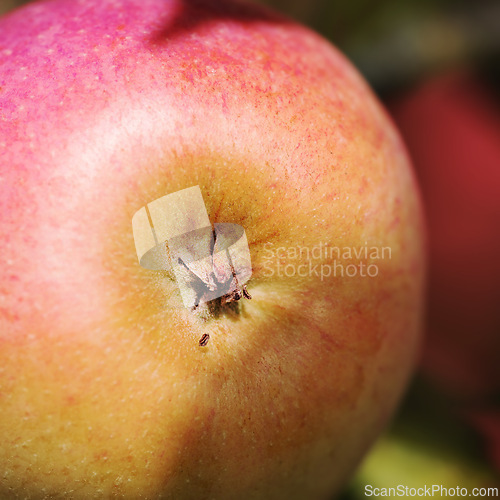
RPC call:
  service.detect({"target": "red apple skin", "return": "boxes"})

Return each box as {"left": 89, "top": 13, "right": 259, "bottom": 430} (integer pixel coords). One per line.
{"left": 0, "top": 0, "right": 425, "bottom": 498}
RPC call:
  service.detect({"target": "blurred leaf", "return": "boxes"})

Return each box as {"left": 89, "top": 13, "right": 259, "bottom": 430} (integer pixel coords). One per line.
{"left": 338, "top": 378, "right": 499, "bottom": 499}
{"left": 347, "top": 433, "right": 498, "bottom": 498}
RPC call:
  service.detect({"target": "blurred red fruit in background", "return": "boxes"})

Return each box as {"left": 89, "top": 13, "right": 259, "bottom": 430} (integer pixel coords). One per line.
{"left": 387, "top": 69, "right": 500, "bottom": 472}
{"left": 467, "top": 411, "right": 500, "bottom": 473}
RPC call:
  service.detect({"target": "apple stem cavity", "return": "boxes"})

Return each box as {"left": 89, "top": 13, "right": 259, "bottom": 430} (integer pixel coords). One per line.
{"left": 182, "top": 229, "right": 252, "bottom": 344}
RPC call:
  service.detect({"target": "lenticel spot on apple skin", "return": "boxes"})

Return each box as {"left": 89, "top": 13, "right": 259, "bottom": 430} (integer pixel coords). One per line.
{"left": 199, "top": 333, "right": 210, "bottom": 346}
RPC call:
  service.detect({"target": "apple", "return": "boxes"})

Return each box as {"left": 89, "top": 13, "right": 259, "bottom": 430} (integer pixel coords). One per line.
{"left": 0, "top": 0, "right": 425, "bottom": 498}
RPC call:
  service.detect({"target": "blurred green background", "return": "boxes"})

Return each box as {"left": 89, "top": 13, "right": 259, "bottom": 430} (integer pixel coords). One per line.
{"left": 1, "top": 0, "right": 499, "bottom": 497}
{"left": 257, "top": 0, "right": 500, "bottom": 92}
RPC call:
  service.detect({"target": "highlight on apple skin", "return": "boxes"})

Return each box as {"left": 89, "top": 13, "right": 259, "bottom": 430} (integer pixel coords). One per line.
{"left": 0, "top": 0, "right": 426, "bottom": 498}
